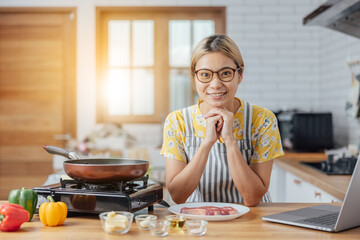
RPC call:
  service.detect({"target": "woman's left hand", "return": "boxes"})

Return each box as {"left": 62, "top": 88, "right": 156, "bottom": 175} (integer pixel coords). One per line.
{"left": 204, "top": 108, "right": 235, "bottom": 142}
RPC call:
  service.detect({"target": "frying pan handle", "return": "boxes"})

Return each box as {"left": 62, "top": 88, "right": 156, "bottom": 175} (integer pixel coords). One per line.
{"left": 43, "top": 145, "right": 81, "bottom": 160}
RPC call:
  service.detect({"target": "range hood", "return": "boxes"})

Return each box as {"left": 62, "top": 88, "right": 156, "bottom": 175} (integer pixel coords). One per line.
{"left": 303, "top": 0, "right": 360, "bottom": 38}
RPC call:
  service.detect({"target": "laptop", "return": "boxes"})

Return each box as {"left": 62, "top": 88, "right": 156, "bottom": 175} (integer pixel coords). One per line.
{"left": 262, "top": 154, "right": 360, "bottom": 232}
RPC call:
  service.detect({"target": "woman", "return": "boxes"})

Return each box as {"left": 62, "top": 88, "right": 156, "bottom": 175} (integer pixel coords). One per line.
{"left": 161, "top": 34, "right": 284, "bottom": 206}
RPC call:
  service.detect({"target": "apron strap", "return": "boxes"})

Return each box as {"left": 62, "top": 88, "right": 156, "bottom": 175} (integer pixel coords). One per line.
{"left": 182, "top": 106, "right": 193, "bottom": 136}
{"left": 182, "top": 106, "right": 204, "bottom": 202}
{"left": 242, "top": 100, "right": 253, "bottom": 165}
{"left": 182, "top": 106, "right": 194, "bottom": 164}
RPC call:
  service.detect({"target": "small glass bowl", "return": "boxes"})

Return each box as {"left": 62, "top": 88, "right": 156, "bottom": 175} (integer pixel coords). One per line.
{"left": 99, "top": 211, "right": 133, "bottom": 234}
{"left": 165, "top": 215, "right": 186, "bottom": 230}
{"left": 185, "top": 220, "right": 208, "bottom": 236}
{"left": 135, "top": 214, "right": 157, "bottom": 230}
{"left": 148, "top": 220, "right": 171, "bottom": 237}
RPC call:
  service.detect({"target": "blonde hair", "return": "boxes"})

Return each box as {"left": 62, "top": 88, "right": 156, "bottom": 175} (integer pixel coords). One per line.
{"left": 190, "top": 34, "right": 244, "bottom": 81}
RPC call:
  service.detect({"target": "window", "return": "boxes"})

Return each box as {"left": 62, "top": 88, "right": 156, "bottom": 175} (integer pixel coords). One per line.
{"left": 169, "top": 20, "right": 215, "bottom": 111}
{"left": 107, "top": 20, "right": 154, "bottom": 116}
{"left": 96, "top": 7, "right": 225, "bottom": 123}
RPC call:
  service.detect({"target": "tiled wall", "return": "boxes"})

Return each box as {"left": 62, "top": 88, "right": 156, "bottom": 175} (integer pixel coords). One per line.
{"left": 228, "top": 0, "right": 321, "bottom": 112}
{"left": 1, "top": 0, "right": 359, "bottom": 148}
{"left": 318, "top": 29, "right": 360, "bottom": 147}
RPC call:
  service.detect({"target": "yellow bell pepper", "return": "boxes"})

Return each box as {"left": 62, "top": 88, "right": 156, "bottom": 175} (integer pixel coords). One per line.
{"left": 39, "top": 196, "right": 67, "bottom": 227}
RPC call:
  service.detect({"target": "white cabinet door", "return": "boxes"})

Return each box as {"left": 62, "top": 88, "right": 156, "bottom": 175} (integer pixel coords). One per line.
{"left": 285, "top": 170, "right": 341, "bottom": 203}
{"left": 315, "top": 188, "right": 342, "bottom": 203}
{"left": 285, "top": 171, "right": 318, "bottom": 202}
{"left": 268, "top": 163, "right": 286, "bottom": 202}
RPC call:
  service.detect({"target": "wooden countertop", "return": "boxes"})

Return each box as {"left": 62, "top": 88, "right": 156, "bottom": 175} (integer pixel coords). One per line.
{"left": 276, "top": 152, "right": 351, "bottom": 201}
{"left": 1, "top": 202, "right": 359, "bottom": 239}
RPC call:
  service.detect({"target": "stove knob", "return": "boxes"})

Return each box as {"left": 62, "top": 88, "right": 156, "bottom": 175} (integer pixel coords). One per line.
{"left": 138, "top": 199, "right": 141, "bottom": 207}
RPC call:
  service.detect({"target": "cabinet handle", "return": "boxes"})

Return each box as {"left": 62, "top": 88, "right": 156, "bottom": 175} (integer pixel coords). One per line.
{"left": 294, "top": 179, "right": 302, "bottom": 184}
{"left": 315, "top": 191, "right": 321, "bottom": 198}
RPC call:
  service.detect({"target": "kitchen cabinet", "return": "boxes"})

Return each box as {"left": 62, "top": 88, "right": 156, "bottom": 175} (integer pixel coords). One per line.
{"left": 268, "top": 163, "right": 285, "bottom": 202}
{"left": 284, "top": 169, "right": 341, "bottom": 203}
{"left": 269, "top": 163, "right": 341, "bottom": 203}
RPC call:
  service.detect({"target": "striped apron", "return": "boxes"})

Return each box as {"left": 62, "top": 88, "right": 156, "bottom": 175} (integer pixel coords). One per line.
{"left": 182, "top": 100, "right": 271, "bottom": 203}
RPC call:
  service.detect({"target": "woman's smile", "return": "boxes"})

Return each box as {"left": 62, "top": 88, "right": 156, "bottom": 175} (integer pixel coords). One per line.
{"left": 207, "top": 91, "right": 227, "bottom": 99}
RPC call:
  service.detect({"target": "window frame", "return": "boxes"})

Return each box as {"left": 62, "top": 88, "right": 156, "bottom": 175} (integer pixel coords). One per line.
{"left": 96, "top": 7, "right": 226, "bottom": 123}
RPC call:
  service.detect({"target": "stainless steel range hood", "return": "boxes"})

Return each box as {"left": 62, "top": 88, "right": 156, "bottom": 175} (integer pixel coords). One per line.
{"left": 303, "top": 0, "right": 360, "bottom": 38}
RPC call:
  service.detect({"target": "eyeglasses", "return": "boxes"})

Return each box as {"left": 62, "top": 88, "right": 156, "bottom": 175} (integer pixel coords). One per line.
{"left": 194, "top": 67, "right": 241, "bottom": 83}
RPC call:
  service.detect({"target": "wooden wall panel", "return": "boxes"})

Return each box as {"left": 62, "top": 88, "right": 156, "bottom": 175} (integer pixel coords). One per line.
{"left": 0, "top": 8, "right": 76, "bottom": 199}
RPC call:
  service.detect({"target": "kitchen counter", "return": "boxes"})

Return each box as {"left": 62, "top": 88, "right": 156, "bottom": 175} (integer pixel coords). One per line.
{"left": 1, "top": 202, "right": 359, "bottom": 239}
{"left": 276, "top": 152, "right": 351, "bottom": 201}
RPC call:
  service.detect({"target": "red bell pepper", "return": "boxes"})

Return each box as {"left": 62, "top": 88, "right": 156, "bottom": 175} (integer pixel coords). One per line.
{"left": 0, "top": 204, "right": 30, "bottom": 232}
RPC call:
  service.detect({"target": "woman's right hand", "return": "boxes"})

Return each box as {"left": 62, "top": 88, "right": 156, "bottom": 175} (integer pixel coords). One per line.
{"left": 203, "top": 112, "right": 223, "bottom": 145}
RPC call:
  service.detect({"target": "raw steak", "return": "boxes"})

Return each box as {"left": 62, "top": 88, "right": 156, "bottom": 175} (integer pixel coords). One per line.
{"left": 180, "top": 206, "right": 238, "bottom": 215}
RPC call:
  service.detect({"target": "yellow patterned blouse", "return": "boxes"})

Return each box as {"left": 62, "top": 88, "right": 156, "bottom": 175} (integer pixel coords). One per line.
{"left": 160, "top": 98, "right": 284, "bottom": 163}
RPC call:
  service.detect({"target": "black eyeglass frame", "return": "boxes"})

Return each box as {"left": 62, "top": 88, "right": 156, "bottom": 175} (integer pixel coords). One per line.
{"left": 194, "top": 67, "right": 242, "bottom": 83}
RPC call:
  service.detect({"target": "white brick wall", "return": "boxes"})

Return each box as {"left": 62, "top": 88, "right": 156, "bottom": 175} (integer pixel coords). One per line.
{"left": 231, "top": 0, "right": 321, "bottom": 114}
{"left": 319, "top": 29, "right": 360, "bottom": 146}
{"left": 1, "top": 0, "right": 359, "bottom": 147}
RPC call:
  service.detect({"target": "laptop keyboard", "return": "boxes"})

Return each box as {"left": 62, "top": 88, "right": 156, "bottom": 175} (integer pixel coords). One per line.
{"left": 300, "top": 212, "right": 339, "bottom": 226}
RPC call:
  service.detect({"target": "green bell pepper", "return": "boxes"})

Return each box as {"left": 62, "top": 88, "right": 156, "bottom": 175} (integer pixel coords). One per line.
{"left": 8, "top": 187, "right": 37, "bottom": 221}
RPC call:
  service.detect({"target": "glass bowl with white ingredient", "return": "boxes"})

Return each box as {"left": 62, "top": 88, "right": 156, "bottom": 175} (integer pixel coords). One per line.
{"left": 135, "top": 214, "right": 157, "bottom": 230}
{"left": 148, "top": 220, "right": 171, "bottom": 237}
{"left": 99, "top": 211, "right": 133, "bottom": 234}
{"left": 185, "top": 220, "right": 208, "bottom": 236}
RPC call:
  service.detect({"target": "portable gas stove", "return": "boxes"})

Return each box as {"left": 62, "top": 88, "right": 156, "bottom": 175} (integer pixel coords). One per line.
{"left": 33, "top": 175, "right": 168, "bottom": 214}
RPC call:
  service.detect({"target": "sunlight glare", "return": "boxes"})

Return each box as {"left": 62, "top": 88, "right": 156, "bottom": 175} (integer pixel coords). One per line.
{"left": 107, "top": 69, "right": 131, "bottom": 115}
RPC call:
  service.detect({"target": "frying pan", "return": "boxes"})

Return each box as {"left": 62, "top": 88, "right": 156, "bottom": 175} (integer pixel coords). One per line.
{"left": 44, "top": 145, "right": 149, "bottom": 183}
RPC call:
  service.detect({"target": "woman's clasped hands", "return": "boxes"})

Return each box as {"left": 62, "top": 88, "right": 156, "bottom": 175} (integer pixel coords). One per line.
{"left": 203, "top": 108, "right": 235, "bottom": 144}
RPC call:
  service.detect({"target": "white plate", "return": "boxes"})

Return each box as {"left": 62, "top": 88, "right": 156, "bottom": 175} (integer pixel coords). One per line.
{"left": 168, "top": 202, "right": 250, "bottom": 221}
